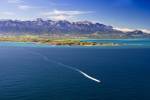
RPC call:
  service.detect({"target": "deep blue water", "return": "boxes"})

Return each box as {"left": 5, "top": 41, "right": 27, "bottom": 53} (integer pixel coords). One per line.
{"left": 0, "top": 40, "right": 150, "bottom": 100}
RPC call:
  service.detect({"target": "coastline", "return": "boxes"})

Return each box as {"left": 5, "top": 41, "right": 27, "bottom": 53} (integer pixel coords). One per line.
{"left": 0, "top": 36, "right": 124, "bottom": 47}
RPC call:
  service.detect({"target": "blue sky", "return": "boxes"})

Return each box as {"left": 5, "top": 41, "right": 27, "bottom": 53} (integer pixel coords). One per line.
{"left": 0, "top": 0, "right": 150, "bottom": 32}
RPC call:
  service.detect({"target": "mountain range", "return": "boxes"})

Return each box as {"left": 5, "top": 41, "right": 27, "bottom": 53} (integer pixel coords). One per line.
{"left": 0, "top": 18, "right": 149, "bottom": 38}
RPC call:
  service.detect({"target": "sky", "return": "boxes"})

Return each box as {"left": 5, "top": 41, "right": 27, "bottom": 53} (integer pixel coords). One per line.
{"left": 0, "top": 0, "right": 150, "bottom": 32}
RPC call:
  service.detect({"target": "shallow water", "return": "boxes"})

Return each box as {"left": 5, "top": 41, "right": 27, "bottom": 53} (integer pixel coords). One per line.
{"left": 81, "top": 38, "right": 150, "bottom": 47}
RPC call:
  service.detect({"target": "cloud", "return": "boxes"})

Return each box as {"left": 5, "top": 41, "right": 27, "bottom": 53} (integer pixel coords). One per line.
{"left": 17, "top": 5, "right": 44, "bottom": 11}
{"left": 114, "top": 27, "right": 150, "bottom": 34}
{"left": 49, "top": 2, "right": 69, "bottom": 6}
{"left": 140, "top": 29, "right": 150, "bottom": 34}
{"left": 17, "top": 5, "right": 32, "bottom": 10}
{"left": 113, "top": 27, "right": 134, "bottom": 32}
{"left": 7, "top": 0, "right": 23, "bottom": 4}
{"left": 0, "top": 12, "right": 15, "bottom": 16}
{"left": 41, "top": 10, "right": 93, "bottom": 20}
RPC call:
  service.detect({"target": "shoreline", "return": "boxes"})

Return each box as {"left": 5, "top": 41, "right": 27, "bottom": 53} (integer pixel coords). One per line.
{"left": 0, "top": 36, "right": 124, "bottom": 47}
{"left": 0, "top": 41, "right": 123, "bottom": 47}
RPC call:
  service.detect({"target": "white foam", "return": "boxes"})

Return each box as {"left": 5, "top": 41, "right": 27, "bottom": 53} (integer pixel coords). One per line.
{"left": 77, "top": 70, "right": 101, "bottom": 83}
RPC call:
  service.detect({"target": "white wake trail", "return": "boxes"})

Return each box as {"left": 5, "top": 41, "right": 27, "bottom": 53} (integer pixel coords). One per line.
{"left": 77, "top": 70, "right": 101, "bottom": 83}
{"left": 29, "top": 51, "right": 101, "bottom": 83}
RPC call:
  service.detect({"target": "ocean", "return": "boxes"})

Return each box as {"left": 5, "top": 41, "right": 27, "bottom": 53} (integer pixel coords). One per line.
{"left": 0, "top": 39, "right": 150, "bottom": 100}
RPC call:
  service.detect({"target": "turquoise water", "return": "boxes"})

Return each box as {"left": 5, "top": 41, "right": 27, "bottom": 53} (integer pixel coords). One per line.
{"left": 81, "top": 39, "right": 150, "bottom": 47}
{"left": 1, "top": 39, "right": 150, "bottom": 48}
{"left": 0, "top": 42, "right": 50, "bottom": 48}
{"left": 0, "top": 40, "right": 150, "bottom": 100}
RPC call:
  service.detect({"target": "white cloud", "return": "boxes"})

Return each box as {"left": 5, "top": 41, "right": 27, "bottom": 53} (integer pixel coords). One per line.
{"left": 41, "top": 10, "right": 93, "bottom": 20}
{"left": 140, "top": 29, "right": 150, "bottom": 34}
{"left": 114, "top": 27, "right": 150, "bottom": 34}
{"left": 17, "top": 5, "right": 33, "bottom": 10}
{"left": 51, "top": 14, "right": 73, "bottom": 20}
{"left": 0, "top": 12, "right": 15, "bottom": 16}
{"left": 49, "top": 2, "right": 69, "bottom": 6}
{"left": 113, "top": 27, "right": 134, "bottom": 32}
{"left": 7, "top": 0, "right": 23, "bottom": 4}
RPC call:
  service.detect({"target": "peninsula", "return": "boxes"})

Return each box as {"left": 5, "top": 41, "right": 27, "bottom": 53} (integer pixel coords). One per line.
{"left": 0, "top": 35, "right": 122, "bottom": 46}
